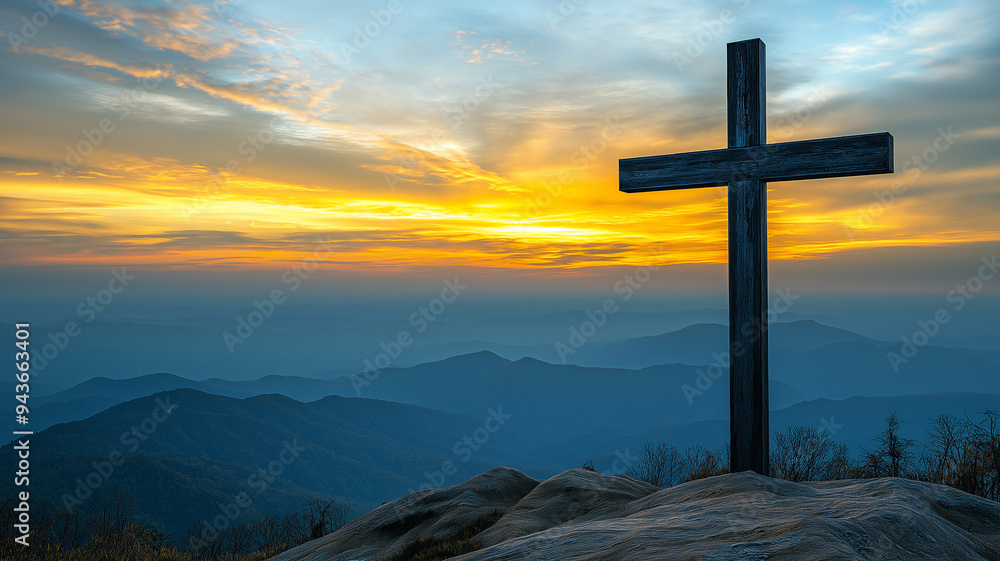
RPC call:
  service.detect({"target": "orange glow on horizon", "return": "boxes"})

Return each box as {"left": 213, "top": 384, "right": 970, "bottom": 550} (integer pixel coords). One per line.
{"left": 4, "top": 151, "right": 996, "bottom": 273}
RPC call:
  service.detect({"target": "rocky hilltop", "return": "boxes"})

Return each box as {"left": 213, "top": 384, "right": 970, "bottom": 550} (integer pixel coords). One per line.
{"left": 270, "top": 466, "right": 1000, "bottom": 561}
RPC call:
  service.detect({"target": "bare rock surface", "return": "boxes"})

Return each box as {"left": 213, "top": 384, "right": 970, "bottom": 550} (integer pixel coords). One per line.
{"left": 269, "top": 466, "right": 538, "bottom": 561}
{"left": 271, "top": 467, "right": 1000, "bottom": 561}
{"left": 476, "top": 468, "right": 659, "bottom": 547}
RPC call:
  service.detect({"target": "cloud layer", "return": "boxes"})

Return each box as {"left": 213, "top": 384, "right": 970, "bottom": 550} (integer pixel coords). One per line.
{"left": 1, "top": 0, "right": 997, "bottom": 294}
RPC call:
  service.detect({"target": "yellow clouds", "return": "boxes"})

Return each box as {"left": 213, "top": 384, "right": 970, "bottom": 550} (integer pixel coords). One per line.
{"left": 23, "top": 43, "right": 336, "bottom": 127}
{"left": 2, "top": 127, "right": 994, "bottom": 273}
{"left": 0, "top": 151, "right": 652, "bottom": 270}
{"left": 62, "top": 0, "right": 242, "bottom": 61}
{"left": 22, "top": 45, "right": 171, "bottom": 78}
{"left": 362, "top": 139, "right": 529, "bottom": 197}
{"left": 452, "top": 30, "right": 526, "bottom": 64}
{"left": 4, "top": 0, "right": 996, "bottom": 279}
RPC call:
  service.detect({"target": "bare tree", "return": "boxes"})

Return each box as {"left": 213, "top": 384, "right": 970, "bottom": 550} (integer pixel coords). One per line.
{"left": 967, "top": 409, "right": 1000, "bottom": 501}
{"left": 918, "top": 414, "right": 967, "bottom": 484}
{"left": 771, "top": 425, "right": 840, "bottom": 482}
{"left": 859, "top": 412, "right": 915, "bottom": 478}
{"left": 626, "top": 442, "right": 684, "bottom": 488}
{"left": 303, "top": 497, "right": 350, "bottom": 540}
{"left": 882, "top": 412, "right": 915, "bottom": 477}
{"left": 822, "top": 442, "right": 854, "bottom": 481}
{"left": 682, "top": 444, "right": 728, "bottom": 481}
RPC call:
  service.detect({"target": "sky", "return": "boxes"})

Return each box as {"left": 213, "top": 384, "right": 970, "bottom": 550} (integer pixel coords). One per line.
{"left": 1, "top": 0, "right": 998, "bottom": 316}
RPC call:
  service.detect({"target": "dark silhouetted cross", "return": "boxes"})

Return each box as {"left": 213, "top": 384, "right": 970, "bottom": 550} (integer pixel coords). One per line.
{"left": 619, "top": 38, "right": 894, "bottom": 475}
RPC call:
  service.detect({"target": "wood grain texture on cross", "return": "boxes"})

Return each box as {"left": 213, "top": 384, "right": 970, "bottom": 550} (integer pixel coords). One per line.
{"left": 619, "top": 38, "right": 894, "bottom": 475}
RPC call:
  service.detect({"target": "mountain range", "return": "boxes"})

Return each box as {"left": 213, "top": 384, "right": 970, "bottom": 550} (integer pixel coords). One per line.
{"left": 4, "top": 385, "right": 997, "bottom": 540}
{"left": 4, "top": 316, "right": 997, "bottom": 546}
{"left": 0, "top": 389, "right": 543, "bottom": 538}
{"left": 7, "top": 352, "right": 807, "bottom": 438}
{"left": 10, "top": 317, "right": 1000, "bottom": 436}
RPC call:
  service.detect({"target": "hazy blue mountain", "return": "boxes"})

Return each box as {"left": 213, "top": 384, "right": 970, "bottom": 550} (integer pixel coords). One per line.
{"left": 394, "top": 339, "right": 561, "bottom": 365}
{"left": 36, "top": 372, "right": 200, "bottom": 403}
{"left": 9, "top": 352, "right": 805, "bottom": 437}
{"left": 771, "top": 340, "right": 1000, "bottom": 399}
{"left": 16, "top": 318, "right": 998, "bottom": 438}
{"left": 16, "top": 318, "right": 383, "bottom": 390}
{"left": 4, "top": 309, "right": 835, "bottom": 390}
{"left": 391, "top": 319, "right": 877, "bottom": 369}
{"left": 0, "top": 389, "right": 548, "bottom": 537}
{"left": 498, "top": 319, "right": 999, "bottom": 399}
{"left": 37, "top": 372, "right": 347, "bottom": 405}
{"left": 7, "top": 385, "right": 997, "bottom": 541}
{"left": 325, "top": 352, "right": 804, "bottom": 441}
{"left": 20, "top": 395, "right": 120, "bottom": 433}
{"left": 770, "top": 392, "right": 1000, "bottom": 451}
{"left": 555, "top": 320, "right": 874, "bottom": 369}
{"left": 543, "top": 392, "right": 1000, "bottom": 472}
{"left": 934, "top": 333, "right": 1000, "bottom": 352}
{"left": 10, "top": 450, "right": 322, "bottom": 541}
{"left": 5, "top": 372, "right": 355, "bottom": 433}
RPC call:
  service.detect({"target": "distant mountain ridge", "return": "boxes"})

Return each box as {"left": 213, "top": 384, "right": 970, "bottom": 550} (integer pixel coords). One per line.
{"left": 395, "top": 320, "right": 1000, "bottom": 400}
{"left": 537, "top": 392, "right": 1000, "bottom": 468}
{"left": 0, "top": 388, "right": 542, "bottom": 537}
{"left": 4, "top": 385, "right": 997, "bottom": 543}
{"left": 0, "top": 310, "right": 881, "bottom": 389}
{"left": 11, "top": 317, "right": 1000, "bottom": 436}
{"left": 7, "top": 350, "right": 807, "bottom": 437}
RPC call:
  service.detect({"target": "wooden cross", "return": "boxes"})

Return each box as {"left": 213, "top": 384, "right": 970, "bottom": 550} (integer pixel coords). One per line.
{"left": 619, "top": 38, "right": 893, "bottom": 475}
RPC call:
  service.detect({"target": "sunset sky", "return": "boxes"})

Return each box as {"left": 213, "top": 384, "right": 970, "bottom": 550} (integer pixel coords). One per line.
{"left": 1, "top": 0, "right": 998, "bottom": 306}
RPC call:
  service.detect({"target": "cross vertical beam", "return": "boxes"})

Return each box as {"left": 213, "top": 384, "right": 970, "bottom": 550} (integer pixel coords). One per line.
{"left": 727, "top": 38, "right": 768, "bottom": 475}
{"left": 618, "top": 38, "right": 893, "bottom": 478}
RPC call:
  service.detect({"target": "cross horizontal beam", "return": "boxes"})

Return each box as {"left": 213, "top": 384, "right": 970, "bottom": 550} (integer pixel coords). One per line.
{"left": 620, "top": 132, "right": 893, "bottom": 193}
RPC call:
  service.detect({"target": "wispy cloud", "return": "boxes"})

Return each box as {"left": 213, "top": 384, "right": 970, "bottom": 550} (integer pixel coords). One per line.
{"left": 0, "top": 0, "right": 996, "bottom": 283}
